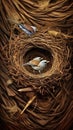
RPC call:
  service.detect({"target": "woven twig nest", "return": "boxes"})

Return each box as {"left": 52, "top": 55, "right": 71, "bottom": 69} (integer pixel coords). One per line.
{"left": 0, "top": 25, "right": 73, "bottom": 130}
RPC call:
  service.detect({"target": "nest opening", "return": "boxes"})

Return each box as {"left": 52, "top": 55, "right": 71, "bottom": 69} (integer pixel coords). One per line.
{"left": 23, "top": 47, "right": 53, "bottom": 74}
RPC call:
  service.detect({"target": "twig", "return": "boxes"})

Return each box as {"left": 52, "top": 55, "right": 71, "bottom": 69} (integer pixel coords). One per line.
{"left": 20, "top": 95, "right": 36, "bottom": 115}
{"left": 18, "top": 87, "right": 33, "bottom": 92}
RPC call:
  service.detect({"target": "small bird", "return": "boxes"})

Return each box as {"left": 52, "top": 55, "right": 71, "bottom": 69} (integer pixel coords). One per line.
{"left": 18, "top": 24, "right": 37, "bottom": 36}
{"left": 23, "top": 57, "right": 43, "bottom": 66}
{"left": 31, "top": 60, "right": 50, "bottom": 73}
{"left": 23, "top": 58, "right": 49, "bottom": 73}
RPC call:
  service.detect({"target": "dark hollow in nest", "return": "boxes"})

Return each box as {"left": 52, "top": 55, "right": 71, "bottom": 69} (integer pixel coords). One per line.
{"left": 23, "top": 47, "right": 53, "bottom": 74}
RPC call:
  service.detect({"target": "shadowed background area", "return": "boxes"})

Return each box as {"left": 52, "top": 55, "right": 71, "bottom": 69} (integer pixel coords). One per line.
{"left": 0, "top": 0, "right": 73, "bottom": 130}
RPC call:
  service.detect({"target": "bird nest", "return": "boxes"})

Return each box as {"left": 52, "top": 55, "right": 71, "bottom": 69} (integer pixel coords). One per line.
{"left": 0, "top": 25, "right": 73, "bottom": 130}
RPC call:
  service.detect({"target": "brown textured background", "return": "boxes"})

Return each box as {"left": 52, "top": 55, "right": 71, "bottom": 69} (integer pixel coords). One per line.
{"left": 0, "top": 0, "right": 73, "bottom": 130}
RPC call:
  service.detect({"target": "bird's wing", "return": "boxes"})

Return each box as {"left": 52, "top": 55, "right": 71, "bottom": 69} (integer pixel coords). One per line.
{"left": 30, "top": 60, "right": 40, "bottom": 66}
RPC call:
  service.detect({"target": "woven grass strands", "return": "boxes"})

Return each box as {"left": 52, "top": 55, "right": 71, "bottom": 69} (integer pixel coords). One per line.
{"left": 0, "top": 0, "right": 73, "bottom": 130}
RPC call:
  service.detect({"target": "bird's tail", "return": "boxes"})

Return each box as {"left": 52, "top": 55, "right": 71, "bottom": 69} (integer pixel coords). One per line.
{"left": 22, "top": 63, "right": 31, "bottom": 66}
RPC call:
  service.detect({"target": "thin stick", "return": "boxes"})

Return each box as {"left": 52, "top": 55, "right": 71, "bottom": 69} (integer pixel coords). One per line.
{"left": 20, "top": 95, "right": 36, "bottom": 115}
{"left": 18, "top": 87, "right": 33, "bottom": 92}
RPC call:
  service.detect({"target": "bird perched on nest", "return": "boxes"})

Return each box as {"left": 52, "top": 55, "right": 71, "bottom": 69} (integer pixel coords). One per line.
{"left": 23, "top": 57, "right": 49, "bottom": 73}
